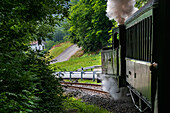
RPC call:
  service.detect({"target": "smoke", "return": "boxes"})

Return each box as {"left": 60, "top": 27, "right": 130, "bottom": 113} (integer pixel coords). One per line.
{"left": 106, "top": 0, "right": 138, "bottom": 25}
{"left": 100, "top": 74, "right": 128, "bottom": 100}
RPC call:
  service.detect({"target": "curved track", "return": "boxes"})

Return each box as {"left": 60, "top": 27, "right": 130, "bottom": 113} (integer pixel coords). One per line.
{"left": 61, "top": 82, "right": 109, "bottom": 94}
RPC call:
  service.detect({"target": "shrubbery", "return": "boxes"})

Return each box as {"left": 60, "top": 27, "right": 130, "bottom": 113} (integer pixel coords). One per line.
{"left": 0, "top": 48, "right": 64, "bottom": 112}
{"left": 0, "top": 0, "right": 69, "bottom": 112}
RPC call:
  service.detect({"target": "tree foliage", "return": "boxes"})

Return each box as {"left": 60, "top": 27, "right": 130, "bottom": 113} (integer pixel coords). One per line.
{"left": 135, "top": 0, "right": 149, "bottom": 8}
{"left": 67, "top": 0, "right": 150, "bottom": 53}
{"left": 0, "top": 0, "right": 69, "bottom": 112}
{"left": 53, "top": 27, "right": 69, "bottom": 42}
{"left": 68, "top": 0, "right": 114, "bottom": 52}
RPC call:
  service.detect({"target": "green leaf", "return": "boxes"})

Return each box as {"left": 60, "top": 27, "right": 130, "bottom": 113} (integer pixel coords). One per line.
{"left": 26, "top": 109, "right": 32, "bottom": 112}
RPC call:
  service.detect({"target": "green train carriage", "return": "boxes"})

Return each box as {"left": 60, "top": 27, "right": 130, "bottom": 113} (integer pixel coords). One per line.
{"left": 101, "top": 0, "right": 158, "bottom": 112}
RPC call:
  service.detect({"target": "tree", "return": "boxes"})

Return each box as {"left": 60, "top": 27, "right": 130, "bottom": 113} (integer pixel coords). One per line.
{"left": 0, "top": 0, "right": 69, "bottom": 112}
{"left": 135, "top": 0, "right": 149, "bottom": 8}
{"left": 53, "top": 27, "right": 68, "bottom": 42}
{"left": 68, "top": 0, "right": 114, "bottom": 52}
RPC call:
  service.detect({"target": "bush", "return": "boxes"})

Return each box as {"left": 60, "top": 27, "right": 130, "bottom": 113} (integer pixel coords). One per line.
{"left": 28, "top": 51, "right": 64, "bottom": 112}
{"left": 0, "top": 0, "right": 69, "bottom": 112}
{"left": 0, "top": 49, "right": 64, "bottom": 113}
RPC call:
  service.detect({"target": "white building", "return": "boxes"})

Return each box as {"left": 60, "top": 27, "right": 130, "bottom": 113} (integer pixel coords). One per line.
{"left": 30, "top": 41, "right": 46, "bottom": 51}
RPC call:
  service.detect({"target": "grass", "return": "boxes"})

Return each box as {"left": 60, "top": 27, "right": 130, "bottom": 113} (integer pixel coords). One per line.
{"left": 50, "top": 53, "right": 101, "bottom": 72}
{"left": 48, "top": 41, "right": 73, "bottom": 60}
{"left": 63, "top": 97, "right": 110, "bottom": 113}
{"left": 78, "top": 79, "right": 101, "bottom": 84}
{"left": 70, "top": 49, "right": 84, "bottom": 58}
{"left": 64, "top": 79, "right": 101, "bottom": 84}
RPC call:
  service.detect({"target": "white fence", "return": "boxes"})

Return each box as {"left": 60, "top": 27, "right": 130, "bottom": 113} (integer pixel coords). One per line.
{"left": 55, "top": 71, "right": 102, "bottom": 81}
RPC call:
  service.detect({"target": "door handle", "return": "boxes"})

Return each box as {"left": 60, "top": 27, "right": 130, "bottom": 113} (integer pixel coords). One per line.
{"left": 150, "top": 62, "right": 158, "bottom": 71}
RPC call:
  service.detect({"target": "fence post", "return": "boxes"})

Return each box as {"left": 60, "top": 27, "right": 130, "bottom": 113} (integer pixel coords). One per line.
{"left": 70, "top": 72, "right": 72, "bottom": 81}
{"left": 81, "top": 71, "right": 84, "bottom": 81}
{"left": 93, "top": 71, "right": 96, "bottom": 81}
{"left": 59, "top": 72, "right": 61, "bottom": 77}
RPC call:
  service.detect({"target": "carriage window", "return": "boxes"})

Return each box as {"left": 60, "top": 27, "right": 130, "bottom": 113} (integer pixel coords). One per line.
{"left": 113, "top": 33, "right": 119, "bottom": 49}
{"left": 126, "top": 16, "right": 152, "bottom": 62}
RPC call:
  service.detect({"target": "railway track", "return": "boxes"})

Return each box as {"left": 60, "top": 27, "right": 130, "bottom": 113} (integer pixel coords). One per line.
{"left": 61, "top": 82, "right": 109, "bottom": 94}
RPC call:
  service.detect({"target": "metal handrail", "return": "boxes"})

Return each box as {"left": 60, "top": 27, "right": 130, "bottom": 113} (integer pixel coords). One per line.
{"left": 55, "top": 71, "right": 101, "bottom": 81}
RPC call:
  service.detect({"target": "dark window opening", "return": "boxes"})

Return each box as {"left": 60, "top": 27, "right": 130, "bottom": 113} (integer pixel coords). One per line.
{"left": 113, "top": 33, "right": 119, "bottom": 49}
{"left": 126, "top": 16, "right": 153, "bottom": 62}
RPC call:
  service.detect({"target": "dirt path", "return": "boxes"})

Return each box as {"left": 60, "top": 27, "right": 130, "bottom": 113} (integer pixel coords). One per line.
{"left": 50, "top": 44, "right": 81, "bottom": 64}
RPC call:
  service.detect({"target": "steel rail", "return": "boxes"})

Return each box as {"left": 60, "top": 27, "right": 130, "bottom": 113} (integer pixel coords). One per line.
{"left": 60, "top": 82, "right": 102, "bottom": 87}
{"left": 62, "top": 85, "right": 109, "bottom": 94}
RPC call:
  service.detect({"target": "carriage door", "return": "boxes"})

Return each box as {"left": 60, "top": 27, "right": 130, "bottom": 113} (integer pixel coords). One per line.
{"left": 113, "top": 32, "right": 120, "bottom": 76}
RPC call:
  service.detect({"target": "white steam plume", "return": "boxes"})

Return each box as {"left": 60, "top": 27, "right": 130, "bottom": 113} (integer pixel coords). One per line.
{"left": 100, "top": 74, "right": 128, "bottom": 100}
{"left": 106, "top": 0, "right": 138, "bottom": 25}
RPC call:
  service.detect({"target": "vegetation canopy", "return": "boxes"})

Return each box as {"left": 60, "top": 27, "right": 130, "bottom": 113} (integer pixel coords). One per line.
{"left": 68, "top": 0, "right": 114, "bottom": 52}
{"left": 67, "top": 0, "right": 149, "bottom": 52}
{"left": 0, "top": 0, "right": 69, "bottom": 112}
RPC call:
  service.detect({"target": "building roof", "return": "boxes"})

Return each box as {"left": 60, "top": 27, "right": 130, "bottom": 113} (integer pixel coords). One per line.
{"left": 30, "top": 41, "right": 38, "bottom": 45}
{"left": 30, "top": 41, "right": 46, "bottom": 45}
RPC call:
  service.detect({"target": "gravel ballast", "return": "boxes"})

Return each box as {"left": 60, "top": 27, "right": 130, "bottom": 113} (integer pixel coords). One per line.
{"left": 63, "top": 87, "right": 151, "bottom": 113}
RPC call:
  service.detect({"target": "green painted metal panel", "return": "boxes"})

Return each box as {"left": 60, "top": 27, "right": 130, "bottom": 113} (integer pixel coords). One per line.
{"left": 126, "top": 9, "right": 153, "bottom": 29}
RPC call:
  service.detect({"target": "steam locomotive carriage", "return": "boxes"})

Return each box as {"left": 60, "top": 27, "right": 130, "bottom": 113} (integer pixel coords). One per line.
{"left": 101, "top": 0, "right": 158, "bottom": 112}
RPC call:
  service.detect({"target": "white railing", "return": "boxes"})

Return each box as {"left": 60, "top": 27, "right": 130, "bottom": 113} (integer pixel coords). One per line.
{"left": 55, "top": 71, "right": 102, "bottom": 81}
